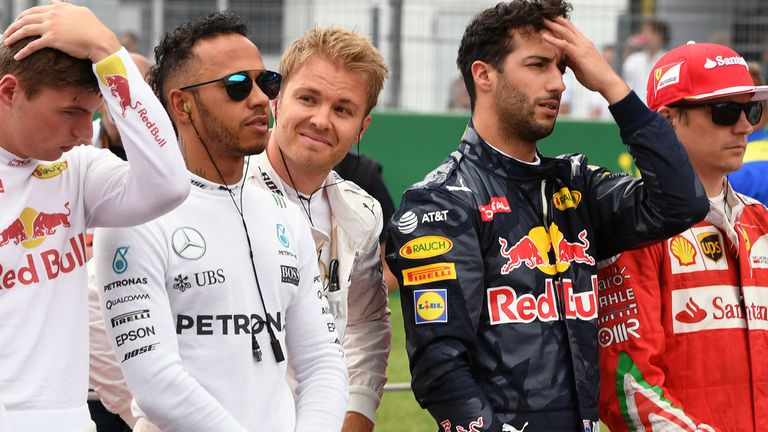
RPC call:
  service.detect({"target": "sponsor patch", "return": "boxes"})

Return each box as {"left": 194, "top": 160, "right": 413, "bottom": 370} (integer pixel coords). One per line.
{"left": 172, "top": 227, "right": 206, "bottom": 260}
{"left": 552, "top": 187, "right": 582, "bottom": 211}
{"left": 421, "top": 210, "right": 449, "bottom": 223}
{"left": 32, "top": 161, "right": 68, "bottom": 179}
{"left": 671, "top": 285, "right": 768, "bottom": 333}
{"left": 750, "top": 233, "right": 768, "bottom": 269}
{"left": 111, "top": 309, "right": 151, "bottom": 328}
{"left": 696, "top": 231, "right": 723, "bottom": 262}
{"left": 488, "top": 277, "right": 597, "bottom": 325}
{"left": 414, "top": 289, "right": 448, "bottom": 324}
{"left": 173, "top": 274, "right": 192, "bottom": 292}
{"left": 402, "top": 262, "right": 456, "bottom": 285}
{"left": 276, "top": 224, "right": 290, "bottom": 247}
{"left": 479, "top": 197, "right": 511, "bottom": 221}
{"left": 112, "top": 247, "right": 129, "bottom": 274}
{"left": 0, "top": 178, "right": 3, "bottom": 193}
{"left": 653, "top": 62, "right": 682, "bottom": 93}
{"left": 281, "top": 265, "right": 300, "bottom": 286}
{"left": 122, "top": 342, "right": 158, "bottom": 363}
{"left": 499, "top": 224, "right": 594, "bottom": 276}
{"left": 399, "top": 236, "right": 453, "bottom": 259}
{"left": 669, "top": 227, "right": 729, "bottom": 274}
{"left": 397, "top": 211, "right": 418, "bottom": 234}
{"left": 704, "top": 55, "right": 747, "bottom": 70}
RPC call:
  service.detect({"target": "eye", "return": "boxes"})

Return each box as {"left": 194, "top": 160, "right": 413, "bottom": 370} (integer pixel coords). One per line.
{"left": 62, "top": 110, "right": 79, "bottom": 117}
{"left": 298, "top": 94, "right": 316, "bottom": 104}
{"left": 334, "top": 106, "right": 352, "bottom": 116}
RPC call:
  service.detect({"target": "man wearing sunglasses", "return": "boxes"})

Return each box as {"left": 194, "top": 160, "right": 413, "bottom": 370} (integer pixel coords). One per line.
{"left": 249, "top": 27, "right": 391, "bottom": 432}
{"left": 598, "top": 42, "right": 768, "bottom": 432}
{"left": 93, "top": 12, "right": 348, "bottom": 432}
{"left": 0, "top": 3, "right": 190, "bottom": 431}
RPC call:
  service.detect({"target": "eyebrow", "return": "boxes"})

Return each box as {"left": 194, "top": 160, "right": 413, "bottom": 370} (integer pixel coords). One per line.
{"left": 295, "top": 86, "right": 361, "bottom": 109}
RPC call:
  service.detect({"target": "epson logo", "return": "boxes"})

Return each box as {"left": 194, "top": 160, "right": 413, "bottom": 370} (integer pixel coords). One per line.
{"left": 111, "top": 309, "right": 151, "bottom": 328}
{"left": 103, "top": 277, "right": 148, "bottom": 292}
{"left": 115, "top": 326, "right": 156, "bottom": 347}
{"left": 281, "top": 265, "right": 300, "bottom": 286}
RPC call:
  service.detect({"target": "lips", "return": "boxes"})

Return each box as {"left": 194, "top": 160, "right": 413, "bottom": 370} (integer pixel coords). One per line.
{"left": 538, "top": 99, "right": 560, "bottom": 116}
{"left": 299, "top": 130, "right": 332, "bottom": 146}
{"left": 244, "top": 115, "right": 269, "bottom": 133}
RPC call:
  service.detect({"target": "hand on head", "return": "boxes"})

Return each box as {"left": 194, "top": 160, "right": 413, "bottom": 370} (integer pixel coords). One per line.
{"left": 3, "top": 0, "right": 120, "bottom": 62}
{"left": 541, "top": 16, "right": 629, "bottom": 103}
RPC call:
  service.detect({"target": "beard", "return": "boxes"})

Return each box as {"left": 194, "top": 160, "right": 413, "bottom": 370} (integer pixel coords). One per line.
{"left": 494, "top": 74, "right": 558, "bottom": 143}
{"left": 194, "top": 96, "right": 267, "bottom": 156}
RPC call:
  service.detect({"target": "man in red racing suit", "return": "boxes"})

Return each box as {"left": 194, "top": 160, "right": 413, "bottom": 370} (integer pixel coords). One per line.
{"left": 598, "top": 42, "right": 768, "bottom": 432}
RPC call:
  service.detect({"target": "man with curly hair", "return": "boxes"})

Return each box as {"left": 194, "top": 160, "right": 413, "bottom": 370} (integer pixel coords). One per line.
{"left": 385, "top": 0, "right": 708, "bottom": 430}
{"left": 92, "top": 11, "right": 348, "bottom": 432}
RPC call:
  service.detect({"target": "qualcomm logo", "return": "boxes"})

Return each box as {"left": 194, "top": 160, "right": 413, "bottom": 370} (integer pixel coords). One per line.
{"left": 172, "top": 227, "right": 206, "bottom": 260}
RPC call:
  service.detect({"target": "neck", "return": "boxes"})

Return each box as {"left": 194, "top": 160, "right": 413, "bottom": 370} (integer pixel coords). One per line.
{"left": 471, "top": 111, "right": 538, "bottom": 162}
{"left": 179, "top": 133, "right": 244, "bottom": 185}
{"left": 265, "top": 137, "right": 328, "bottom": 195}
{"left": 702, "top": 174, "right": 727, "bottom": 198}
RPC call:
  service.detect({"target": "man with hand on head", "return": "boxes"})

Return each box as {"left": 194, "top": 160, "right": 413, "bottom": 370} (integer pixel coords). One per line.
{"left": 385, "top": 1, "right": 708, "bottom": 430}
{"left": 249, "top": 27, "right": 392, "bottom": 432}
{"left": 93, "top": 12, "right": 347, "bottom": 432}
{"left": 598, "top": 42, "right": 768, "bottom": 432}
{"left": 0, "top": 2, "right": 189, "bottom": 431}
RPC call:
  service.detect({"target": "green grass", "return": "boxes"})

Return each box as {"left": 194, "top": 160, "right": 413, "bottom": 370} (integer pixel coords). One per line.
{"left": 376, "top": 292, "right": 435, "bottom": 431}
{"left": 375, "top": 293, "right": 611, "bottom": 432}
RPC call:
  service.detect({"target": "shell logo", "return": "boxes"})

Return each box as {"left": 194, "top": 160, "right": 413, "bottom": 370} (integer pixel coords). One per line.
{"left": 552, "top": 187, "right": 582, "bottom": 211}
{"left": 670, "top": 235, "right": 697, "bottom": 266}
{"left": 399, "top": 236, "right": 453, "bottom": 259}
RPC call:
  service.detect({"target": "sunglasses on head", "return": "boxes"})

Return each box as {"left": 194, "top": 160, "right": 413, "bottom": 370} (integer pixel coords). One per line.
{"left": 671, "top": 100, "right": 763, "bottom": 126}
{"left": 179, "top": 70, "right": 282, "bottom": 101}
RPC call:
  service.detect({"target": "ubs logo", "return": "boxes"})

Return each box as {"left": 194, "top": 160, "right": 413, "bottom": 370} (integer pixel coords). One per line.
{"left": 172, "top": 227, "right": 206, "bottom": 260}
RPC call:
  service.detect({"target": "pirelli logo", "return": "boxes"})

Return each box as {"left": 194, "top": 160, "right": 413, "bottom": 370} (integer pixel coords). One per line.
{"left": 402, "top": 262, "right": 456, "bottom": 286}
{"left": 111, "top": 309, "right": 151, "bottom": 328}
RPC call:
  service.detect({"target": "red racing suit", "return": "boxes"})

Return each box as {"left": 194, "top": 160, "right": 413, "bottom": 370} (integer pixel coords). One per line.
{"left": 597, "top": 189, "right": 768, "bottom": 432}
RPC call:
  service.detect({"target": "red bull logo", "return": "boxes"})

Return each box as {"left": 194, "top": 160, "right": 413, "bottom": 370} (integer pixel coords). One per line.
{"left": 105, "top": 74, "right": 138, "bottom": 117}
{"left": 499, "top": 224, "right": 594, "bottom": 276}
{"left": 0, "top": 232, "right": 87, "bottom": 290}
{"left": 7, "top": 158, "right": 31, "bottom": 167}
{"left": 488, "top": 276, "right": 598, "bottom": 324}
{"left": 0, "top": 203, "right": 71, "bottom": 250}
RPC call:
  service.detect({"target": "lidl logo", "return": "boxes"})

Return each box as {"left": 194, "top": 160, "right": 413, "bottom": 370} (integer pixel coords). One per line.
{"left": 552, "top": 187, "right": 581, "bottom": 211}
{"left": 32, "top": 161, "right": 68, "bottom": 179}
{"left": 414, "top": 289, "right": 447, "bottom": 324}
{"left": 399, "top": 236, "right": 453, "bottom": 259}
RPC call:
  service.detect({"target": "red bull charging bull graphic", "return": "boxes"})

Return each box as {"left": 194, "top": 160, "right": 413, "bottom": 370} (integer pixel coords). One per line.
{"left": 499, "top": 223, "right": 595, "bottom": 276}
{"left": 95, "top": 54, "right": 167, "bottom": 147}
{"left": 0, "top": 202, "right": 86, "bottom": 290}
{"left": 491, "top": 223, "right": 597, "bottom": 324}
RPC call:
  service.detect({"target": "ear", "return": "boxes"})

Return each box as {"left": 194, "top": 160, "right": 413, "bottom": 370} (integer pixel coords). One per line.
{"left": 657, "top": 105, "right": 675, "bottom": 126}
{"left": 0, "top": 75, "right": 21, "bottom": 107}
{"left": 271, "top": 96, "right": 280, "bottom": 124}
{"left": 357, "top": 113, "right": 373, "bottom": 141}
{"left": 471, "top": 60, "right": 494, "bottom": 94}
{"left": 167, "top": 89, "right": 190, "bottom": 124}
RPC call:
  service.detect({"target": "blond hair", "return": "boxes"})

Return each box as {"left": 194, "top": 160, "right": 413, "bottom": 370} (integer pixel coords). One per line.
{"left": 280, "top": 27, "right": 389, "bottom": 114}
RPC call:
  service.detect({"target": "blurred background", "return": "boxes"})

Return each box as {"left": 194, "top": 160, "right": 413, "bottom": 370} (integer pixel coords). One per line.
{"left": 3, "top": 0, "right": 768, "bottom": 116}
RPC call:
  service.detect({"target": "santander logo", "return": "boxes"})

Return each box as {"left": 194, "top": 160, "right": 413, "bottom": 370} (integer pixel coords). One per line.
{"left": 675, "top": 298, "right": 707, "bottom": 324}
{"left": 703, "top": 55, "right": 747, "bottom": 70}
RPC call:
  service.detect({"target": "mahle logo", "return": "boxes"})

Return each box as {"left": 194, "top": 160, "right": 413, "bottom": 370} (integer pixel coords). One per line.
{"left": 112, "top": 247, "right": 130, "bottom": 274}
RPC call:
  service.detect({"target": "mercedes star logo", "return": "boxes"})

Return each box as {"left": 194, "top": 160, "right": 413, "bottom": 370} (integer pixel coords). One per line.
{"left": 172, "top": 227, "right": 206, "bottom": 260}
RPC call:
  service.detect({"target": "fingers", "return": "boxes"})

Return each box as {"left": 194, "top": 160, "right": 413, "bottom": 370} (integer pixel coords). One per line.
{"left": 11, "top": 34, "right": 48, "bottom": 61}
{"left": 3, "top": 12, "right": 44, "bottom": 42}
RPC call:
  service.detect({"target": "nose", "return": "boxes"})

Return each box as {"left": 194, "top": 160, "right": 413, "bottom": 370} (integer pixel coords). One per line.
{"left": 310, "top": 104, "right": 332, "bottom": 131}
{"left": 73, "top": 115, "right": 94, "bottom": 144}
{"left": 247, "top": 81, "right": 270, "bottom": 109}
{"left": 547, "top": 67, "right": 566, "bottom": 95}
{"left": 733, "top": 110, "right": 754, "bottom": 136}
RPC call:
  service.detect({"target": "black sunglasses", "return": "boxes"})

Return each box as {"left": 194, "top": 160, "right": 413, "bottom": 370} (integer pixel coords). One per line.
{"left": 179, "top": 70, "right": 282, "bottom": 101}
{"left": 671, "top": 101, "right": 763, "bottom": 126}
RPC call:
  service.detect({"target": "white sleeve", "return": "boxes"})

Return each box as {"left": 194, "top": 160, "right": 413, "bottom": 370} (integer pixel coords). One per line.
{"left": 83, "top": 48, "right": 189, "bottom": 228}
{"left": 0, "top": 403, "right": 9, "bottom": 432}
{"left": 94, "top": 225, "right": 248, "bottom": 432}
{"left": 88, "top": 265, "right": 138, "bottom": 428}
{"left": 344, "top": 207, "right": 392, "bottom": 422}
{"left": 287, "top": 214, "right": 348, "bottom": 431}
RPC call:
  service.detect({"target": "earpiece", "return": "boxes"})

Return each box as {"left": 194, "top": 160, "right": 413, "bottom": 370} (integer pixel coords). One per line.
{"left": 183, "top": 102, "right": 190, "bottom": 114}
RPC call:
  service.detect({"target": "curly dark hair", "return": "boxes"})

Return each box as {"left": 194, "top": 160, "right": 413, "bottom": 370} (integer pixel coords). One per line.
{"left": 456, "top": 0, "right": 572, "bottom": 110}
{"left": 148, "top": 11, "right": 248, "bottom": 109}
{"left": 0, "top": 37, "right": 98, "bottom": 99}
